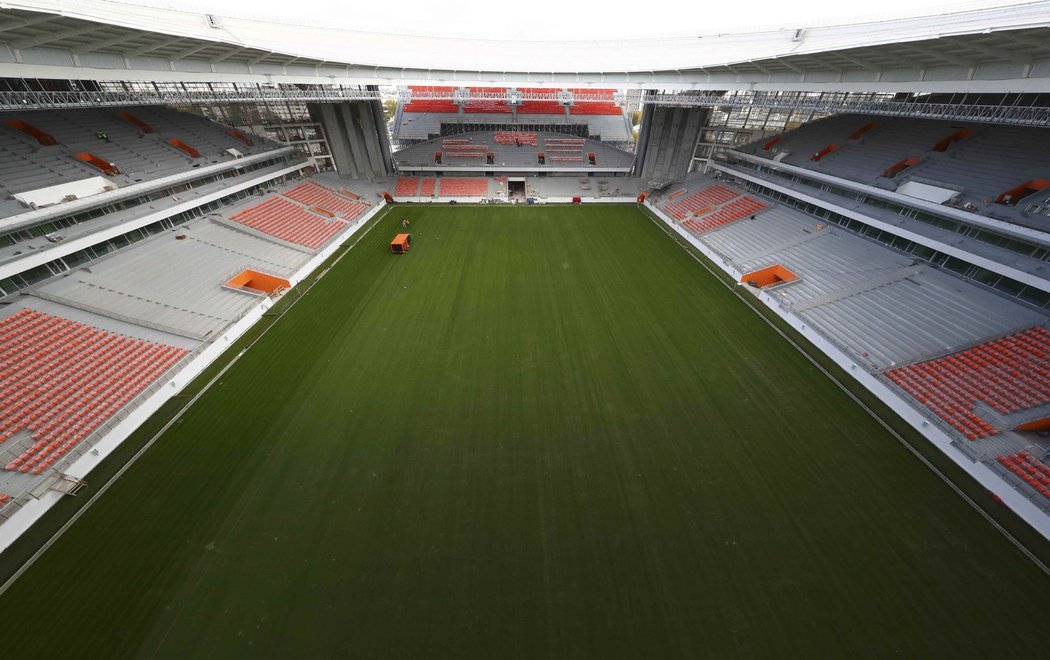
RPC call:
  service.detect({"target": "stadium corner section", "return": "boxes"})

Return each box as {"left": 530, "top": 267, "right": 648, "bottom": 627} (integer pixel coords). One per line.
{"left": 642, "top": 198, "right": 1050, "bottom": 555}
{"left": 0, "top": 201, "right": 392, "bottom": 558}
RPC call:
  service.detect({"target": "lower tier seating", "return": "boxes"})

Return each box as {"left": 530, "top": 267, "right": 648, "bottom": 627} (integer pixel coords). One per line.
{"left": 886, "top": 327, "right": 1050, "bottom": 439}
{"left": 664, "top": 184, "right": 739, "bottom": 220}
{"left": 997, "top": 451, "right": 1050, "bottom": 498}
{"left": 495, "top": 131, "right": 538, "bottom": 145}
{"left": 230, "top": 197, "right": 347, "bottom": 250}
{"left": 395, "top": 177, "right": 420, "bottom": 196}
{"left": 283, "top": 182, "right": 369, "bottom": 219}
{"left": 0, "top": 309, "right": 187, "bottom": 474}
{"left": 683, "top": 196, "right": 767, "bottom": 234}
{"left": 439, "top": 178, "right": 487, "bottom": 196}
{"left": 420, "top": 178, "right": 437, "bottom": 196}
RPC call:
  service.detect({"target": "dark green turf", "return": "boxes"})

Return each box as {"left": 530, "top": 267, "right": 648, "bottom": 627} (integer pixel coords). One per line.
{"left": 0, "top": 205, "right": 1046, "bottom": 658}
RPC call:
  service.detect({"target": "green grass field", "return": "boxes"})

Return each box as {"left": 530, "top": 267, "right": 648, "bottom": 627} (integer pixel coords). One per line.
{"left": 0, "top": 204, "right": 1046, "bottom": 657}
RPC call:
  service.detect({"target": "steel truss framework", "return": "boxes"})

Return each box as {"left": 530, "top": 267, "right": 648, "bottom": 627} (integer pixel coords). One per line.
{"left": 645, "top": 91, "right": 1050, "bottom": 127}
{"left": 1, "top": 83, "right": 1049, "bottom": 128}
{"left": 0, "top": 86, "right": 380, "bottom": 112}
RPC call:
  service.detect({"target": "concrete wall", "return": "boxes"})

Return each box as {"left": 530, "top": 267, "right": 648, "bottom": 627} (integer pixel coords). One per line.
{"left": 309, "top": 101, "right": 394, "bottom": 180}
{"left": 636, "top": 106, "right": 707, "bottom": 184}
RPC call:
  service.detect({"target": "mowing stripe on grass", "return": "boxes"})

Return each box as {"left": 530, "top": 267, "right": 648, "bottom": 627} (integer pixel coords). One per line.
{"left": 0, "top": 205, "right": 1046, "bottom": 657}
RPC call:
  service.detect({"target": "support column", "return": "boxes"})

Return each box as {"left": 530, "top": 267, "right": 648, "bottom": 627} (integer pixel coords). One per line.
{"left": 308, "top": 100, "right": 395, "bottom": 180}
{"left": 636, "top": 105, "right": 708, "bottom": 185}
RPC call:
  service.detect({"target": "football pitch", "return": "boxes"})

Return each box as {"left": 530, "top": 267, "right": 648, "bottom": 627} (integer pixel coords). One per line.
{"left": 0, "top": 204, "right": 1046, "bottom": 657}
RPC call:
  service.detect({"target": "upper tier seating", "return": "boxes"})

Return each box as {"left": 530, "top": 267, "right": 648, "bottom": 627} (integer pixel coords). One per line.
{"left": 0, "top": 128, "right": 97, "bottom": 198}
{"left": 0, "top": 493, "right": 9, "bottom": 506}
{"left": 0, "top": 106, "right": 280, "bottom": 218}
{"left": 518, "top": 102, "right": 566, "bottom": 115}
{"left": 406, "top": 86, "right": 458, "bottom": 113}
{"left": 744, "top": 114, "right": 1050, "bottom": 204}
{"left": 464, "top": 101, "right": 512, "bottom": 114}
{"left": 404, "top": 100, "right": 459, "bottom": 113}
{"left": 885, "top": 327, "right": 1050, "bottom": 439}
{"left": 439, "top": 178, "right": 487, "bottom": 196}
{"left": 569, "top": 88, "right": 616, "bottom": 99}
{"left": 127, "top": 106, "right": 273, "bottom": 157}
{"left": 569, "top": 103, "right": 623, "bottom": 115}
{"left": 683, "top": 196, "right": 767, "bottom": 235}
{"left": 470, "top": 87, "right": 508, "bottom": 96}
{"left": 997, "top": 450, "right": 1050, "bottom": 499}
{"left": 229, "top": 197, "right": 348, "bottom": 250}
{"left": 0, "top": 309, "right": 187, "bottom": 474}
{"left": 905, "top": 125, "right": 1050, "bottom": 203}
{"left": 663, "top": 184, "right": 740, "bottom": 220}
{"left": 282, "top": 182, "right": 369, "bottom": 220}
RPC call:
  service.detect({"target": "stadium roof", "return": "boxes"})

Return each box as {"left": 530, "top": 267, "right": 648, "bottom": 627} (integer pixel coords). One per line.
{"left": 2, "top": 0, "right": 1050, "bottom": 91}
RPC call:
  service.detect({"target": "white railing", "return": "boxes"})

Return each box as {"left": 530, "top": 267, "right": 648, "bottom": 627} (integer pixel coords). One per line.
{"left": 643, "top": 91, "right": 1050, "bottom": 127}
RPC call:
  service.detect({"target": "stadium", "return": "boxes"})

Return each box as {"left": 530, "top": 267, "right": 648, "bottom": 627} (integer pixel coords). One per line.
{"left": 0, "top": 0, "right": 1048, "bottom": 654}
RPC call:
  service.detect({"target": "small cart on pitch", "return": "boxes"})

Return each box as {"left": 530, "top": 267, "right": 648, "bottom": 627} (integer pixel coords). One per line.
{"left": 390, "top": 233, "right": 411, "bottom": 254}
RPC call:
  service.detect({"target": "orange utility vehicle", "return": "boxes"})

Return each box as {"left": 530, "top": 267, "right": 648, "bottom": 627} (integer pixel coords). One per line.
{"left": 391, "top": 233, "right": 412, "bottom": 254}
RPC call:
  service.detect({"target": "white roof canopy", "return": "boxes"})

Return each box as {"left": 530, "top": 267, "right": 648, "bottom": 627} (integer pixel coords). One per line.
{"left": 2, "top": 0, "right": 1050, "bottom": 91}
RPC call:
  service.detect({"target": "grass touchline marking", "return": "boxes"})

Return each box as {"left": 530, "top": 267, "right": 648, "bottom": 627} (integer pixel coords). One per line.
{"left": 0, "top": 206, "right": 393, "bottom": 597}
{"left": 639, "top": 205, "right": 1050, "bottom": 577}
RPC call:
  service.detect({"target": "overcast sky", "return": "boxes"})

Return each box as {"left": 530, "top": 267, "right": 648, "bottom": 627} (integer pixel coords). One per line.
{"left": 127, "top": 0, "right": 1031, "bottom": 40}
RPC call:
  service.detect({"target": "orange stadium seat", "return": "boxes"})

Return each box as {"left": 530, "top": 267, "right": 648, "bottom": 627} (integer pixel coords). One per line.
{"left": 0, "top": 309, "right": 187, "bottom": 474}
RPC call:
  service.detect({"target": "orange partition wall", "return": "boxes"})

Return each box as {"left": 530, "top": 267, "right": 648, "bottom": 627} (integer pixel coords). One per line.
{"left": 762, "top": 135, "right": 784, "bottom": 150}
{"left": 120, "top": 112, "right": 154, "bottom": 133}
{"left": 229, "top": 129, "right": 254, "bottom": 146}
{"left": 226, "top": 269, "right": 291, "bottom": 294}
{"left": 883, "top": 157, "right": 920, "bottom": 178}
{"left": 741, "top": 265, "right": 799, "bottom": 288}
{"left": 1015, "top": 418, "right": 1050, "bottom": 432}
{"left": 849, "top": 120, "right": 878, "bottom": 140}
{"left": 72, "top": 152, "right": 119, "bottom": 175}
{"left": 167, "top": 138, "right": 200, "bottom": 158}
{"left": 996, "top": 179, "right": 1050, "bottom": 204}
{"left": 811, "top": 144, "right": 839, "bottom": 161}
{"left": 931, "top": 128, "right": 974, "bottom": 152}
{"left": 5, "top": 119, "right": 57, "bottom": 145}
